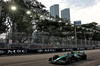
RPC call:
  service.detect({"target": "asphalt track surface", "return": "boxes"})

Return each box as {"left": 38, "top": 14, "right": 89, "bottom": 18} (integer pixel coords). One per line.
{"left": 0, "top": 49, "right": 100, "bottom": 66}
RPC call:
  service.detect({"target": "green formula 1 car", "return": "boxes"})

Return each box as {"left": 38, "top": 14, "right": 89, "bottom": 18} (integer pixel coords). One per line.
{"left": 49, "top": 51, "right": 87, "bottom": 64}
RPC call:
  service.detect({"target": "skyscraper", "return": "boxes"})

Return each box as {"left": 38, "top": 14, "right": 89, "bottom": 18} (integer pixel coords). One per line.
{"left": 98, "top": 25, "right": 100, "bottom": 30}
{"left": 24, "top": 0, "right": 30, "bottom": 2}
{"left": 61, "top": 8, "right": 70, "bottom": 22}
{"left": 0, "top": 6, "right": 2, "bottom": 20}
{"left": 50, "top": 4, "right": 59, "bottom": 17}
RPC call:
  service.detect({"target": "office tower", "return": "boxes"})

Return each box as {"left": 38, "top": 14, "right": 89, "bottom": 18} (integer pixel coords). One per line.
{"left": 0, "top": 6, "right": 1, "bottom": 20}
{"left": 24, "top": 0, "right": 30, "bottom": 2}
{"left": 50, "top": 4, "right": 59, "bottom": 17}
{"left": 98, "top": 25, "right": 100, "bottom": 29}
{"left": 61, "top": 8, "right": 70, "bottom": 23}
{"left": 74, "top": 20, "right": 81, "bottom": 26}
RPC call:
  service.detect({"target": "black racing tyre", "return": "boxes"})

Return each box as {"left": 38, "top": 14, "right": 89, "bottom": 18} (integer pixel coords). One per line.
{"left": 83, "top": 54, "right": 87, "bottom": 60}
{"left": 49, "top": 57, "right": 52, "bottom": 61}
{"left": 53, "top": 55, "right": 59, "bottom": 60}
{"left": 74, "top": 57, "right": 79, "bottom": 61}
{"left": 79, "top": 55, "right": 82, "bottom": 60}
{"left": 81, "top": 54, "right": 87, "bottom": 60}
{"left": 67, "top": 58, "right": 71, "bottom": 64}
{"left": 72, "top": 55, "right": 78, "bottom": 61}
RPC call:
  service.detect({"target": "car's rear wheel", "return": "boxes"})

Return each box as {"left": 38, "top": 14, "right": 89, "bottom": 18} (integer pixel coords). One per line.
{"left": 66, "top": 58, "right": 71, "bottom": 64}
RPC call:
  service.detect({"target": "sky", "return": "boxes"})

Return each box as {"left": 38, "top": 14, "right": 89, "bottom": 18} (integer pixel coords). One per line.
{"left": 37, "top": 0, "right": 100, "bottom": 25}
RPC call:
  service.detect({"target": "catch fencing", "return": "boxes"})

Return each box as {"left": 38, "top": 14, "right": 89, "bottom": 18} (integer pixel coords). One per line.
{"left": 0, "top": 32, "right": 100, "bottom": 49}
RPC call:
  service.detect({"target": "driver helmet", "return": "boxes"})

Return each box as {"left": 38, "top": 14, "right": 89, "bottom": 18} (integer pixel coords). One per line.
{"left": 71, "top": 50, "right": 74, "bottom": 54}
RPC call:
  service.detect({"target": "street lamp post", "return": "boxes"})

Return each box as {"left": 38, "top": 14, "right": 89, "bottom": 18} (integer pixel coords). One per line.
{"left": 10, "top": 6, "right": 17, "bottom": 43}
{"left": 83, "top": 32, "right": 86, "bottom": 47}
{"left": 26, "top": 11, "right": 31, "bottom": 14}
{"left": 74, "top": 26, "right": 77, "bottom": 48}
{"left": 10, "top": 6, "right": 31, "bottom": 43}
{"left": 11, "top": 6, "right": 16, "bottom": 11}
{"left": 26, "top": 10, "right": 32, "bottom": 48}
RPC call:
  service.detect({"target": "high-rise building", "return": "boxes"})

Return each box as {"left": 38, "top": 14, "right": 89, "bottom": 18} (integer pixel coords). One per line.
{"left": 74, "top": 20, "right": 81, "bottom": 26}
{"left": 0, "top": 6, "right": 2, "bottom": 19}
{"left": 24, "top": 0, "right": 30, "bottom": 2}
{"left": 50, "top": 4, "right": 59, "bottom": 17}
{"left": 98, "top": 25, "right": 100, "bottom": 30}
{"left": 61, "top": 8, "right": 70, "bottom": 22}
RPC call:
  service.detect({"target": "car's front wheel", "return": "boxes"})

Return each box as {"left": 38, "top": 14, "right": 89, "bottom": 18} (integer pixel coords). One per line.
{"left": 81, "top": 54, "right": 87, "bottom": 60}
{"left": 49, "top": 57, "right": 52, "bottom": 61}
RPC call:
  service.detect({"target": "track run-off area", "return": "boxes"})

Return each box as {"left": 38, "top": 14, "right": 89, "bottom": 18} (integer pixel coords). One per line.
{"left": 0, "top": 49, "right": 100, "bottom": 66}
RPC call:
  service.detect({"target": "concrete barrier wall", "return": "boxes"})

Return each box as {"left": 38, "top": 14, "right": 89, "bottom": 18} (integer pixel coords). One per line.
{"left": 0, "top": 47, "right": 100, "bottom": 56}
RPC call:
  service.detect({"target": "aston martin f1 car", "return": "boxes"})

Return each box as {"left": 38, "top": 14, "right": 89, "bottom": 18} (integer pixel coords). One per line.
{"left": 49, "top": 51, "right": 87, "bottom": 64}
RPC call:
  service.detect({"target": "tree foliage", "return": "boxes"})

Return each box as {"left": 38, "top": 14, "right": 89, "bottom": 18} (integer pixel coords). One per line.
{"left": 37, "top": 19, "right": 73, "bottom": 37}
{"left": 0, "top": 1, "right": 9, "bottom": 34}
{"left": 76, "top": 22, "right": 100, "bottom": 40}
{"left": 0, "top": 0, "right": 47, "bottom": 43}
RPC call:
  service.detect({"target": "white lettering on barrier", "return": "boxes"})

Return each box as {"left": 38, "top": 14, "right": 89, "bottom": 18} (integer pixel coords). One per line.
{"left": 38, "top": 49, "right": 43, "bottom": 53}
{"left": 7, "top": 50, "right": 17, "bottom": 54}
{"left": 7, "top": 50, "right": 27, "bottom": 54}
{"left": 79, "top": 48, "right": 84, "bottom": 50}
{"left": 87, "top": 47, "right": 93, "bottom": 49}
{"left": 0, "top": 50, "right": 5, "bottom": 54}
{"left": 50, "top": 49, "right": 55, "bottom": 51}
{"left": 45, "top": 49, "right": 49, "bottom": 52}
{"left": 16, "top": 50, "right": 27, "bottom": 53}
{"left": 13, "top": 50, "right": 16, "bottom": 54}
{"left": 44, "top": 49, "right": 55, "bottom": 52}
{"left": 7, "top": 50, "right": 12, "bottom": 54}
{"left": 66, "top": 49, "right": 72, "bottom": 51}
{"left": 62, "top": 49, "right": 65, "bottom": 51}
{"left": 17, "top": 50, "right": 22, "bottom": 53}
{"left": 22, "top": 50, "right": 27, "bottom": 53}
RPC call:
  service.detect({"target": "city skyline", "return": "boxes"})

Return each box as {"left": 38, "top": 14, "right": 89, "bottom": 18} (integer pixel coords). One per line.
{"left": 37, "top": 0, "right": 100, "bottom": 25}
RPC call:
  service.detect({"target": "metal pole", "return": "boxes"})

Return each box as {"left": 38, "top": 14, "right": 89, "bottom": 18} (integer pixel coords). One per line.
{"left": 81, "top": 39, "right": 82, "bottom": 47}
{"left": 85, "top": 38, "right": 86, "bottom": 47}
{"left": 12, "top": 12, "right": 16, "bottom": 43}
{"left": 89, "top": 39, "right": 91, "bottom": 47}
{"left": 75, "top": 26, "right": 77, "bottom": 48}
{"left": 0, "top": 5, "right": 1, "bottom": 20}
{"left": 12, "top": 13, "right": 14, "bottom": 43}
{"left": 84, "top": 32, "right": 86, "bottom": 47}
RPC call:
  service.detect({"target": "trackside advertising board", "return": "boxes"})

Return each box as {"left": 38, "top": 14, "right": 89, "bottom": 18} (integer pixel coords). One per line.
{"left": 74, "top": 21, "right": 81, "bottom": 26}
{"left": 9, "top": 39, "right": 12, "bottom": 44}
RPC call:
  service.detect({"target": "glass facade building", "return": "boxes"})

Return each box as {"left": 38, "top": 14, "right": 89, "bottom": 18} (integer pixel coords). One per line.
{"left": 50, "top": 4, "right": 59, "bottom": 17}
{"left": 0, "top": 6, "right": 1, "bottom": 19}
{"left": 61, "top": 8, "right": 70, "bottom": 22}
